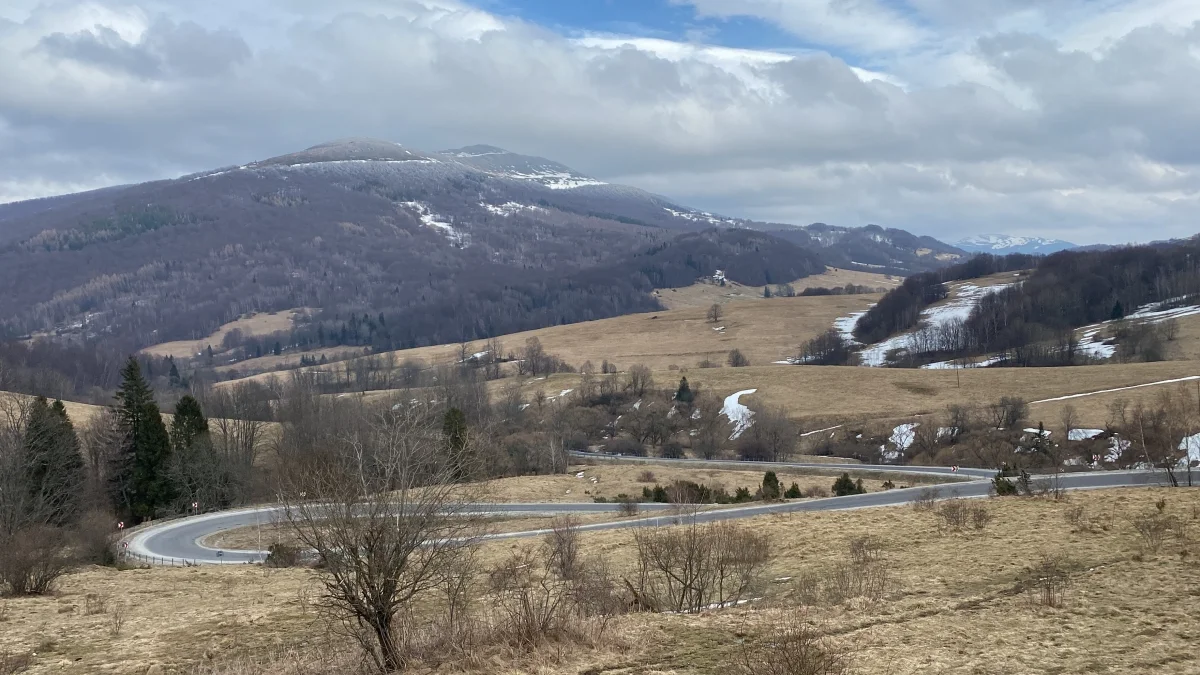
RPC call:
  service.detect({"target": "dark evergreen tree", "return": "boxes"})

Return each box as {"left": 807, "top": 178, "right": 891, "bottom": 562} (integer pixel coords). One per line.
{"left": 108, "top": 357, "right": 174, "bottom": 522}
{"left": 168, "top": 359, "right": 182, "bottom": 388}
{"left": 674, "top": 377, "right": 694, "bottom": 404}
{"left": 169, "top": 395, "right": 226, "bottom": 512}
{"left": 21, "top": 397, "right": 86, "bottom": 526}
{"left": 761, "top": 471, "right": 781, "bottom": 500}
{"left": 784, "top": 482, "right": 803, "bottom": 499}
{"left": 832, "top": 473, "right": 866, "bottom": 497}
{"left": 1111, "top": 301, "right": 1125, "bottom": 321}
{"left": 442, "top": 407, "right": 469, "bottom": 480}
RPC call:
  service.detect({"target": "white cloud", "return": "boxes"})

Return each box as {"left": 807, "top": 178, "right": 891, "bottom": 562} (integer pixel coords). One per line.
{"left": 1, "top": 0, "right": 1200, "bottom": 243}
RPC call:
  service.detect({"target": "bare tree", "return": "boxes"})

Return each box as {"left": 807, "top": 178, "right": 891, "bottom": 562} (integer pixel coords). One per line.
{"left": 1059, "top": 405, "right": 1079, "bottom": 443}
{"left": 728, "top": 349, "right": 751, "bottom": 368}
{"left": 625, "top": 365, "right": 654, "bottom": 398}
{"left": 706, "top": 303, "right": 723, "bottom": 324}
{"left": 280, "top": 398, "right": 482, "bottom": 673}
{"left": 204, "top": 382, "right": 271, "bottom": 500}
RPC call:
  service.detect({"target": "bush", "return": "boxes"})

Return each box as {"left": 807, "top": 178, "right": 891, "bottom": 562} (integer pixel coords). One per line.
{"left": 737, "top": 609, "right": 852, "bottom": 675}
{"left": 636, "top": 470, "right": 656, "bottom": 483}
{"left": 602, "top": 437, "right": 646, "bottom": 457}
{"left": 831, "top": 474, "right": 865, "bottom": 497}
{"left": 659, "top": 442, "right": 685, "bottom": 459}
{"left": 633, "top": 522, "right": 770, "bottom": 613}
{"left": 265, "top": 543, "right": 301, "bottom": 568}
{"left": 617, "top": 497, "right": 640, "bottom": 517}
{"left": 784, "top": 483, "right": 803, "bottom": 499}
{"left": 910, "top": 489, "right": 937, "bottom": 511}
{"left": 934, "top": 500, "right": 992, "bottom": 533}
{"left": 543, "top": 517, "right": 580, "bottom": 580}
{"left": 0, "top": 526, "right": 75, "bottom": 596}
{"left": 1023, "top": 555, "right": 1073, "bottom": 608}
{"left": 761, "top": 472, "right": 782, "bottom": 500}
{"left": 992, "top": 475, "right": 1019, "bottom": 496}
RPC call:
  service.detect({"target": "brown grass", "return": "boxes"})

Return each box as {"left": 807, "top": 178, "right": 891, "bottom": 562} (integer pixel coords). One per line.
{"left": 461, "top": 360, "right": 1200, "bottom": 429}
{"left": 141, "top": 309, "right": 312, "bottom": 360}
{"left": 5, "top": 488, "right": 1197, "bottom": 674}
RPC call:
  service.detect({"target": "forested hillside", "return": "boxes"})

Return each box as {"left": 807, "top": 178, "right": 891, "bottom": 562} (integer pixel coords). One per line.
{"left": 852, "top": 242, "right": 1200, "bottom": 365}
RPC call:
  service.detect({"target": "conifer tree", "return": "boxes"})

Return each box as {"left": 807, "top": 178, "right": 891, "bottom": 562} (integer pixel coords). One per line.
{"left": 21, "top": 397, "right": 86, "bottom": 526}
{"left": 108, "top": 357, "right": 174, "bottom": 522}
{"left": 169, "top": 395, "right": 224, "bottom": 511}
{"left": 674, "top": 377, "right": 694, "bottom": 404}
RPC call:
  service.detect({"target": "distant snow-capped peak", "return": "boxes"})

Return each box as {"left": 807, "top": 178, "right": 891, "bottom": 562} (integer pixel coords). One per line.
{"left": 956, "top": 234, "right": 1077, "bottom": 254}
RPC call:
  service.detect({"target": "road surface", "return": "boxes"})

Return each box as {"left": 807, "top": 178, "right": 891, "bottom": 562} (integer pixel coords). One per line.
{"left": 125, "top": 458, "right": 1174, "bottom": 566}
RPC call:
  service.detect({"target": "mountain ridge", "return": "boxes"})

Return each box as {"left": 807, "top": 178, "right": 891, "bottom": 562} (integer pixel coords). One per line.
{"left": 0, "top": 138, "right": 962, "bottom": 354}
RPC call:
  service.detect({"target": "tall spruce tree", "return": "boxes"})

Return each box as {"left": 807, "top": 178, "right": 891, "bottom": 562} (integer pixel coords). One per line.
{"left": 108, "top": 357, "right": 174, "bottom": 522}
{"left": 169, "top": 395, "right": 224, "bottom": 511}
{"left": 21, "top": 397, "right": 86, "bottom": 526}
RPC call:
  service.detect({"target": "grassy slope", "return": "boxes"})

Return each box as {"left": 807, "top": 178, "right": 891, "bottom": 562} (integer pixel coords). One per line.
{"left": 5, "top": 487, "right": 1197, "bottom": 674}
{"left": 140, "top": 309, "right": 310, "bottom": 360}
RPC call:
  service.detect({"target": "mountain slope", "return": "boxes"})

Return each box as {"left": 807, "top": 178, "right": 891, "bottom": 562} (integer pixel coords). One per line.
{"left": 0, "top": 139, "right": 957, "bottom": 354}
{"left": 956, "top": 234, "right": 1077, "bottom": 255}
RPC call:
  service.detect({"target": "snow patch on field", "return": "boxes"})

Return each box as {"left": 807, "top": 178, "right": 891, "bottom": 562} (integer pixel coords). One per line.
{"left": 1068, "top": 428, "right": 1104, "bottom": 441}
{"left": 1179, "top": 433, "right": 1200, "bottom": 466}
{"left": 890, "top": 423, "right": 918, "bottom": 450}
{"left": 399, "top": 201, "right": 468, "bottom": 246}
{"left": 838, "top": 282, "right": 1015, "bottom": 367}
{"left": 721, "top": 389, "right": 757, "bottom": 440}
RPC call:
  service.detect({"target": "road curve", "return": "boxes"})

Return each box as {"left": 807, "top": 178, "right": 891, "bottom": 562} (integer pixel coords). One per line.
{"left": 125, "top": 463, "right": 1175, "bottom": 566}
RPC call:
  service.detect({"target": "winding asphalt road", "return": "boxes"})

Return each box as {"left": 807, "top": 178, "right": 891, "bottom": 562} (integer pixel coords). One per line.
{"left": 125, "top": 456, "right": 1175, "bottom": 566}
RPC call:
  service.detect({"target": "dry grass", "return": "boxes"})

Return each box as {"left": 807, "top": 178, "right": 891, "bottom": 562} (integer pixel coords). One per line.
{"left": 141, "top": 309, "right": 312, "bottom": 360}
{"left": 463, "top": 360, "right": 1200, "bottom": 429}
{"left": 223, "top": 293, "right": 879, "bottom": 388}
{"left": 5, "top": 488, "right": 1197, "bottom": 674}
{"left": 474, "top": 464, "right": 892, "bottom": 504}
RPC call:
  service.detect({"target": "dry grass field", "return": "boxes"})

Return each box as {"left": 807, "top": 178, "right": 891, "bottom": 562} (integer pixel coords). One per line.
{"left": 0, "top": 391, "right": 108, "bottom": 426}
{"left": 4, "top": 487, "right": 1197, "bottom": 674}
{"left": 141, "top": 309, "right": 311, "bottom": 360}
{"left": 471, "top": 361, "right": 1200, "bottom": 430}
{"left": 222, "top": 293, "right": 880, "bottom": 388}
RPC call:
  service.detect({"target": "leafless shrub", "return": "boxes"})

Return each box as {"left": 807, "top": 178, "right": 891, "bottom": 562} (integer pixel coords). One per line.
{"left": 486, "top": 550, "right": 604, "bottom": 649}
{"left": 0, "top": 651, "right": 32, "bottom": 675}
{"left": 1023, "top": 556, "right": 1073, "bottom": 609}
{"left": 84, "top": 593, "right": 109, "bottom": 616}
{"left": 847, "top": 536, "right": 883, "bottom": 566}
{"left": 1132, "top": 514, "right": 1173, "bottom": 554}
{"left": 911, "top": 489, "right": 937, "bottom": 511}
{"left": 738, "top": 609, "right": 852, "bottom": 675}
{"left": 806, "top": 485, "right": 830, "bottom": 499}
{"left": 636, "top": 470, "right": 656, "bottom": 483}
{"left": 616, "top": 497, "right": 640, "bottom": 517}
{"left": 543, "top": 517, "right": 581, "bottom": 580}
{"left": 825, "top": 561, "right": 891, "bottom": 604}
{"left": 0, "top": 525, "right": 75, "bottom": 596}
{"left": 632, "top": 521, "right": 770, "bottom": 613}
{"left": 109, "top": 602, "right": 126, "bottom": 636}
{"left": 971, "top": 505, "right": 994, "bottom": 530}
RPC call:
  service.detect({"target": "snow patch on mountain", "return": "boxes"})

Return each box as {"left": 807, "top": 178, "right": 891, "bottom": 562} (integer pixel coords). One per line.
{"left": 956, "top": 234, "right": 1076, "bottom": 254}
{"left": 399, "top": 201, "right": 468, "bottom": 246}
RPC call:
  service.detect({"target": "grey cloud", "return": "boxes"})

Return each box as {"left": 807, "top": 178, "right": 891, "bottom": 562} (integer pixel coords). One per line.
{"left": 36, "top": 18, "right": 250, "bottom": 79}
{"left": 2, "top": 1, "right": 1200, "bottom": 244}
{"left": 39, "top": 25, "right": 161, "bottom": 77}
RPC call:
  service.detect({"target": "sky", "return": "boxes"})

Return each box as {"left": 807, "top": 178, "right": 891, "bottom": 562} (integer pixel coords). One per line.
{"left": 3, "top": 1, "right": 1200, "bottom": 244}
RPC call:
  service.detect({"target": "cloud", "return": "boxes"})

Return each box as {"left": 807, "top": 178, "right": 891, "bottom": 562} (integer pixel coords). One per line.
{"left": 0, "top": 0, "right": 1199, "bottom": 243}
